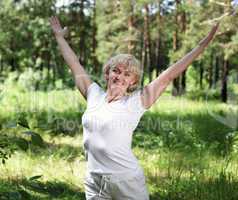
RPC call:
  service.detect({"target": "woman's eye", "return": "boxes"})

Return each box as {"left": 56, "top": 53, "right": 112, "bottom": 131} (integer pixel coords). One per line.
{"left": 113, "top": 69, "right": 119, "bottom": 73}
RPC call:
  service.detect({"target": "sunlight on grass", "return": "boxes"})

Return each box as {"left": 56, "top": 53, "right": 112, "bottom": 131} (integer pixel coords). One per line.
{"left": 1, "top": 87, "right": 238, "bottom": 199}
{"left": 0, "top": 135, "right": 87, "bottom": 188}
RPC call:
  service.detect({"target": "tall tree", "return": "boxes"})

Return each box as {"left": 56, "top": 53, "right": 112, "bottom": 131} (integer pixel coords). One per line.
{"left": 92, "top": 0, "right": 99, "bottom": 73}
{"left": 142, "top": 3, "right": 152, "bottom": 84}
{"left": 172, "top": 0, "right": 181, "bottom": 96}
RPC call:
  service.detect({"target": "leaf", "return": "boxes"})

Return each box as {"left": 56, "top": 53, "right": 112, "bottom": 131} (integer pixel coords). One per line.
{"left": 16, "top": 138, "right": 29, "bottom": 151}
{"left": 18, "top": 189, "right": 31, "bottom": 199}
{"left": 31, "top": 133, "right": 44, "bottom": 147}
{"left": 9, "top": 191, "right": 21, "bottom": 200}
{"left": 29, "top": 175, "right": 43, "bottom": 181}
{"left": 17, "top": 117, "right": 30, "bottom": 129}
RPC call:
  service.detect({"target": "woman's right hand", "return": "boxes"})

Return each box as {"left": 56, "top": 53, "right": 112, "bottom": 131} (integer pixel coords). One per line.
{"left": 49, "top": 16, "right": 68, "bottom": 38}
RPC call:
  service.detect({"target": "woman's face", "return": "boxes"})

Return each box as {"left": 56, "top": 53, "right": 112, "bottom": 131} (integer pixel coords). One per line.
{"left": 107, "top": 63, "right": 137, "bottom": 93}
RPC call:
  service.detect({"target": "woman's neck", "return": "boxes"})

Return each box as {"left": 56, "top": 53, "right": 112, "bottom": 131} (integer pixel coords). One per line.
{"left": 106, "top": 86, "right": 126, "bottom": 103}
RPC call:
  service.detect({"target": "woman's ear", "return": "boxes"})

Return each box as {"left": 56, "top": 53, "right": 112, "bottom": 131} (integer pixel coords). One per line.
{"left": 130, "top": 76, "right": 138, "bottom": 86}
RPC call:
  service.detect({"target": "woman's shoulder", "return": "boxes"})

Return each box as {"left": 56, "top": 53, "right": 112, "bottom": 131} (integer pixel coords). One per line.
{"left": 126, "top": 89, "right": 148, "bottom": 114}
{"left": 86, "top": 81, "right": 105, "bottom": 101}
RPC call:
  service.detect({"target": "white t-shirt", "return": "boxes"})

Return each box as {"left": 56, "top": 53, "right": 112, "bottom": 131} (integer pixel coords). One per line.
{"left": 82, "top": 82, "right": 148, "bottom": 174}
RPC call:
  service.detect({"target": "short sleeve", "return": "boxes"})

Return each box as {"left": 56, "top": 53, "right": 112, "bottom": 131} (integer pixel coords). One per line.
{"left": 86, "top": 82, "right": 99, "bottom": 100}
{"left": 127, "top": 89, "right": 148, "bottom": 116}
{"left": 86, "top": 82, "right": 103, "bottom": 104}
{"left": 85, "top": 82, "right": 105, "bottom": 112}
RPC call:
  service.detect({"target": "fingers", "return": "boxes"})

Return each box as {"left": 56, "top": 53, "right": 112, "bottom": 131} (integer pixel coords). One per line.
{"left": 55, "top": 16, "right": 61, "bottom": 27}
{"left": 49, "top": 16, "right": 68, "bottom": 38}
{"left": 49, "top": 16, "right": 56, "bottom": 25}
{"left": 49, "top": 16, "right": 56, "bottom": 28}
{"left": 49, "top": 16, "right": 61, "bottom": 28}
{"left": 51, "top": 16, "right": 57, "bottom": 25}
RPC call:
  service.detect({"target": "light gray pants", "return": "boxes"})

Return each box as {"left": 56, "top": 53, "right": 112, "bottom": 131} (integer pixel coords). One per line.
{"left": 84, "top": 167, "right": 150, "bottom": 200}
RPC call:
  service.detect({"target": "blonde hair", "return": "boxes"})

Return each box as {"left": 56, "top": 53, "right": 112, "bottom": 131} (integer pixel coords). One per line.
{"left": 103, "top": 54, "right": 143, "bottom": 93}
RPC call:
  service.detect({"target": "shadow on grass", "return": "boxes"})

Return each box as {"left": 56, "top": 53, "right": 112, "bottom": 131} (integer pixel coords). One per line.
{"left": 1, "top": 172, "right": 238, "bottom": 200}
{"left": 28, "top": 141, "right": 85, "bottom": 162}
{"left": 1, "top": 109, "right": 85, "bottom": 137}
{"left": 0, "top": 177, "right": 85, "bottom": 200}
{"left": 0, "top": 133, "right": 85, "bottom": 162}
{"left": 133, "top": 110, "right": 235, "bottom": 156}
{"left": 1, "top": 102, "right": 236, "bottom": 158}
{"left": 27, "top": 142, "right": 86, "bottom": 162}
{"left": 147, "top": 170, "right": 238, "bottom": 200}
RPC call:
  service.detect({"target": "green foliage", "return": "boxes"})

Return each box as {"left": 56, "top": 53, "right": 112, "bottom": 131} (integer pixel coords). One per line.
{"left": 0, "top": 134, "right": 16, "bottom": 164}
{"left": 22, "top": 131, "right": 44, "bottom": 148}
{"left": 0, "top": 0, "right": 238, "bottom": 199}
{"left": 0, "top": 86, "right": 238, "bottom": 199}
{"left": 0, "top": 114, "right": 47, "bottom": 165}
{"left": 1, "top": 69, "right": 74, "bottom": 93}
{"left": 186, "top": 88, "right": 220, "bottom": 101}
{"left": 15, "top": 137, "right": 29, "bottom": 151}
{"left": 0, "top": 178, "right": 85, "bottom": 200}
{"left": 18, "top": 69, "right": 48, "bottom": 91}
{"left": 0, "top": 130, "right": 46, "bottom": 165}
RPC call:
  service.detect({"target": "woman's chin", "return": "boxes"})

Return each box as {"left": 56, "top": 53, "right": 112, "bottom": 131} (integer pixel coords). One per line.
{"left": 111, "top": 82, "right": 122, "bottom": 87}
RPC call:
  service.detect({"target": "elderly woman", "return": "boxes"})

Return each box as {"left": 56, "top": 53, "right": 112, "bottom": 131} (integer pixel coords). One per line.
{"left": 49, "top": 16, "right": 219, "bottom": 200}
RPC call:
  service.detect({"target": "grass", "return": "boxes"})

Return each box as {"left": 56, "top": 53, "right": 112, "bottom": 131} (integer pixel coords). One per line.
{"left": 0, "top": 85, "right": 238, "bottom": 199}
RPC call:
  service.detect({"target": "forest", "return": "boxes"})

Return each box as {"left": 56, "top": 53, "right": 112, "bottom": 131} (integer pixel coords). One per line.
{"left": 0, "top": 0, "right": 238, "bottom": 199}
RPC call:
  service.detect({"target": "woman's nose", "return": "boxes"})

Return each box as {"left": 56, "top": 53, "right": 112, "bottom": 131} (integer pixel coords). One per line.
{"left": 116, "top": 73, "right": 123, "bottom": 80}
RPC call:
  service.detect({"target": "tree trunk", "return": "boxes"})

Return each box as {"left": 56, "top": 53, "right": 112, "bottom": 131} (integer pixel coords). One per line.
{"left": 156, "top": 0, "right": 162, "bottom": 77}
{"left": 79, "top": 0, "right": 85, "bottom": 65}
{"left": 144, "top": 4, "right": 152, "bottom": 83}
{"left": 221, "top": 59, "right": 229, "bottom": 102}
{"left": 92, "top": 0, "right": 98, "bottom": 73}
{"left": 172, "top": 0, "right": 180, "bottom": 96}
{"left": 199, "top": 62, "right": 204, "bottom": 89}
{"left": 209, "top": 53, "right": 213, "bottom": 89}
{"left": 181, "top": 71, "right": 186, "bottom": 93}
{"left": 0, "top": 56, "right": 2, "bottom": 73}
{"left": 172, "top": 26, "right": 179, "bottom": 97}
{"left": 180, "top": 8, "right": 187, "bottom": 94}
{"left": 141, "top": 32, "right": 145, "bottom": 87}
{"left": 127, "top": 0, "right": 134, "bottom": 54}
{"left": 213, "top": 55, "right": 220, "bottom": 88}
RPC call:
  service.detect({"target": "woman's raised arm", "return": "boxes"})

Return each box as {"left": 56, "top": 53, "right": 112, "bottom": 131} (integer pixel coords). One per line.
{"left": 49, "top": 16, "right": 92, "bottom": 99}
{"left": 141, "top": 23, "right": 219, "bottom": 109}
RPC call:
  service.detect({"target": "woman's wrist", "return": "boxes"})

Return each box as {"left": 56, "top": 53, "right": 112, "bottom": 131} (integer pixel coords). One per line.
{"left": 55, "top": 34, "right": 65, "bottom": 39}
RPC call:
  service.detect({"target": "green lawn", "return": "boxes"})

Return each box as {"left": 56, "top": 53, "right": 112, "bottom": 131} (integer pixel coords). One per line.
{"left": 0, "top": 87, "right": 238, "bottom": 200}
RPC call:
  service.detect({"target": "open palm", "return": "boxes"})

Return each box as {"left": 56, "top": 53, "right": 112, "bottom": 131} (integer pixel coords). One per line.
{"left": 49, "top": 16, "right": 68, "bottom": 37}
